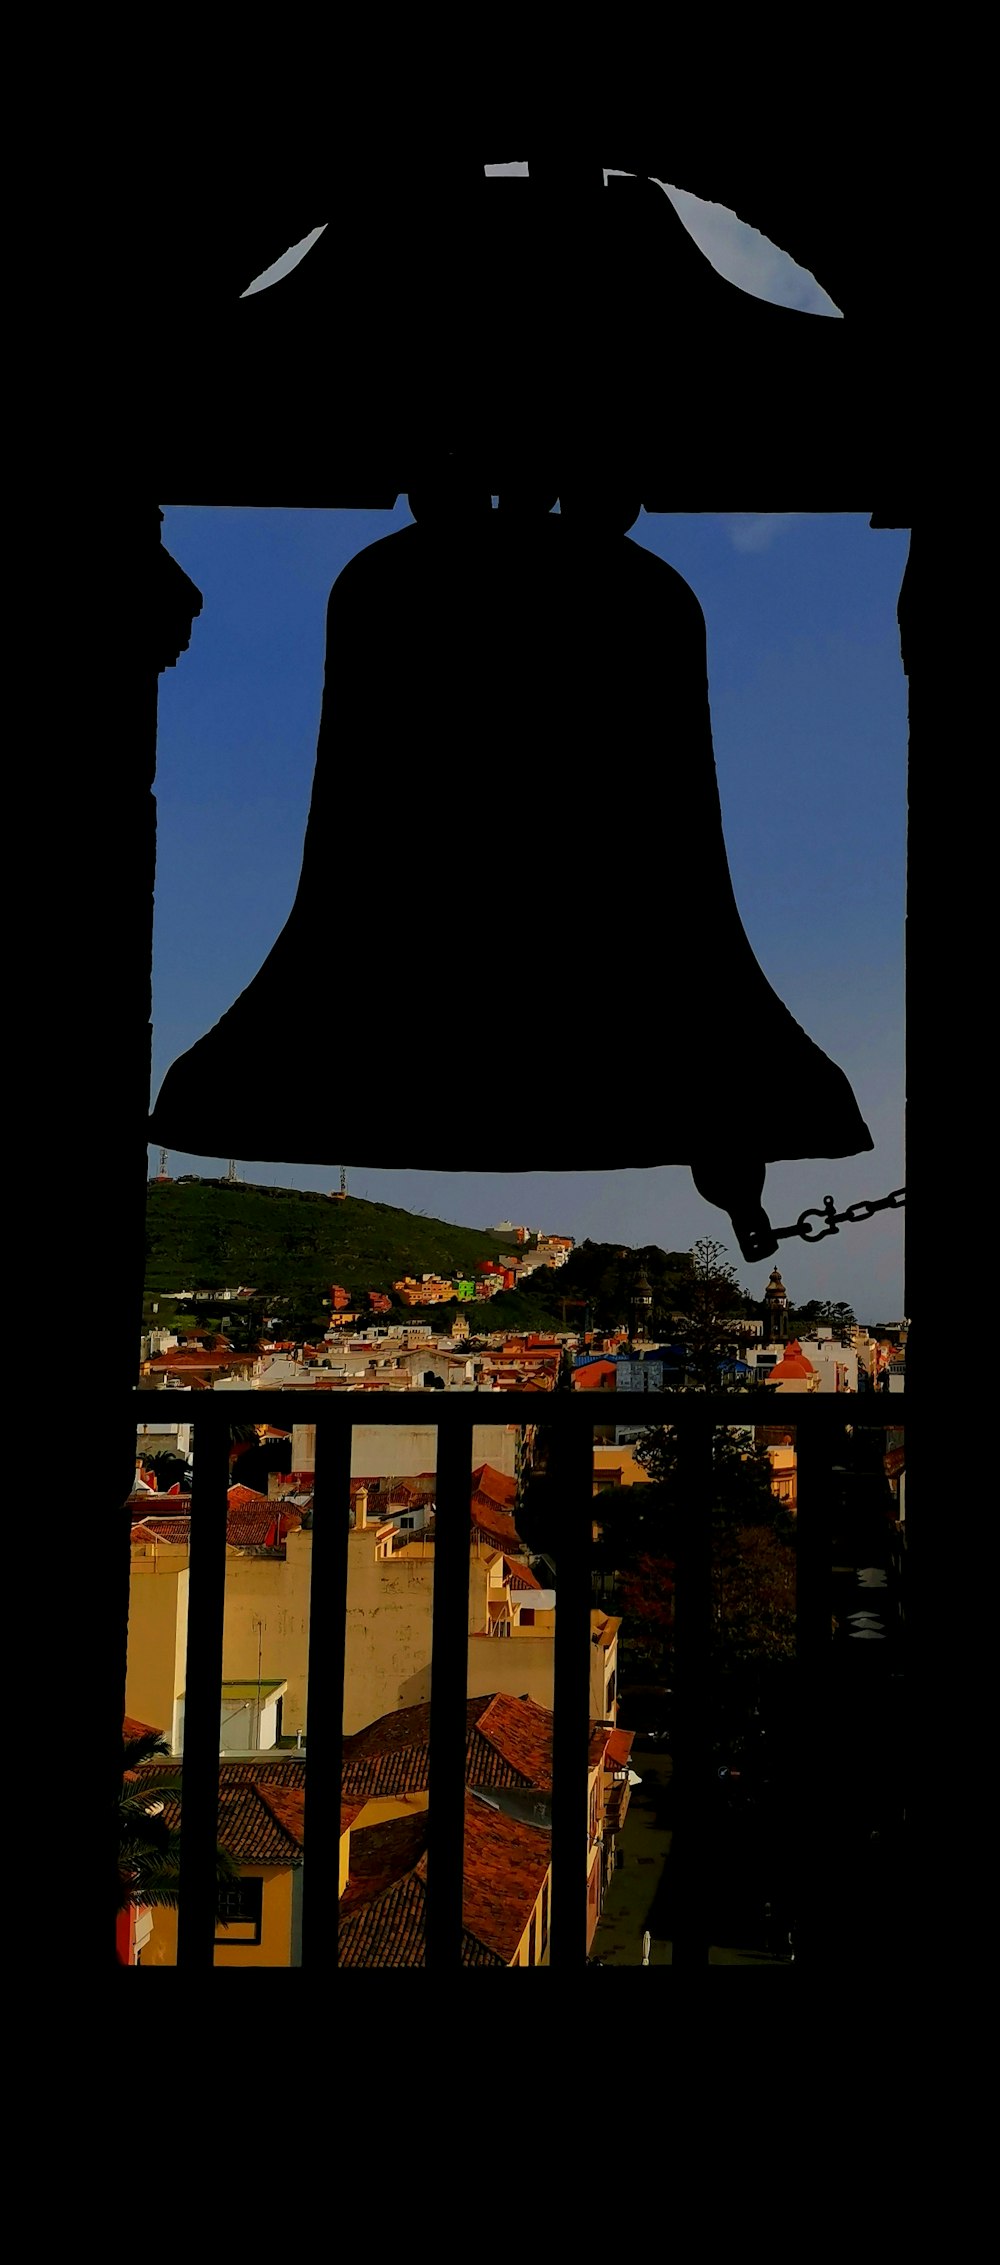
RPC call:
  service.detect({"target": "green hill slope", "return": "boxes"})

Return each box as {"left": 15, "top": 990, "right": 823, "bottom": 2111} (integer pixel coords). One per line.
{"left": 144, "top": 1177, "right": 519, "bottom": 1303}
{"left": 144, "top": 1179, "right": 697, "bottom": 1341}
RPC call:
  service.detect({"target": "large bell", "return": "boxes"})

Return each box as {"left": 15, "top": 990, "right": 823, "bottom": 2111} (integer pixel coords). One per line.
{"left": 150, "top": 502, "right": 873, "bottom": 1258}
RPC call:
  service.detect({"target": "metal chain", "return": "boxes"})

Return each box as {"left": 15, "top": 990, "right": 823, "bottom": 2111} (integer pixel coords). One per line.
{"left": 773, "top": 1186, "right": 906, "bottom": 1246}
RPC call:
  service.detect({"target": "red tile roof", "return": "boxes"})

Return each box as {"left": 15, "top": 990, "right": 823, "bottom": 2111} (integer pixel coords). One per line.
{"left": 474, "top": 1693, "right": 555, "bottom": 1791}
{"left": 471, "top": 1464, "right": 517, "bottom": 1510}
{"left": 146, "top": 1350, "right": 253, "bottom": 1372}
{"left": 769, "top": 1339, "right": 817, "bottom": 1378}
{"left": 605, "top": 1729, "right": 635, "bottom": 1769}
{"left": 470, "top": 1465, "right": 524, "bottom": 1548}
{"left": 338, "top": 1796, "right": 550, "bottom": 1967}
{"left": 130, "top": 1516, "right": 192, "bottom": 1546}
{"left": 589, "top": 1726, "right": 613, "bottom": 1769}
{"left": 339, "top": 1867, "right": 502, "bottom": 1967}
{"left": 339, "top": 1810, "right": 430, "bottom": 1912}
{"left": 341, "top": 1693, "right": 557, "bottom": 1800}
{"left": 130, "top": 1488, "right": 303, "bottom": 1552}
{"left": 134, "top": 1766, "right": 306, "bottom": 1866}
{"left": 450, "top": 1794, "right": 551, "bottom": 1963}
{"left": 504, "top": 1556, "right": 541, "bottom": 1590}
{"left": 573, "top": 1360, "right": 618, "bottom": 1390}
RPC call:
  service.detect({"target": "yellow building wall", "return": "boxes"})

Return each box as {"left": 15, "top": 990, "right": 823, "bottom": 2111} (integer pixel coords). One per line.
{"left": 513, "top": 1879, "right": 551, "bottom": 1966}
{"left": 350, "top": 1794, "right": 430, "bottom": 1832}
{"left": 593, "top": 1446, "right": 653, "bottom": 1487}
{"left": 223, "top": 1539, "right": 313, "bottom": 1735}
{"left": 517, "top": 1604, "right": 555, "bottom": 1635}
{"left": 142, "top": 1868, "right": 296, "bottom": 1967}
{"left": 292, "top": 1422, "right": 519, "bottom": 1479}
{"left": 128, "top": 1530, "right": 557, "bottom": 1747}
{"left": 343, "top": 1531, "right": 438, "bottom": 1731}
{"left": 126, "top": 1560, "right": 189, "bottom": 1748}
{"left": 466, "top": 1632, "right": 555, "bottom": 1708}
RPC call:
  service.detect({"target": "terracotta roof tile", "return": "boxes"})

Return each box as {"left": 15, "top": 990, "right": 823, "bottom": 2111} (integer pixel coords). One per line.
{"left": 769, "top": 1340, "right": 817, "bottom": 1378}
{"left": 338, "top": 1796, "right": 549, "bottom": 1966}
{"left": 573, "top": 1360, "right": 618, "bottom": 1390}
{"left": 340, "top": 1810, "right": 430, "bottom": 1911}
{"left": 505, "top": 1557, "right": 541, "bottom": 1590}
{"left": 606, "top": 1729, "right": 635, "bottom": 1768}
{"left": 130, "top": 1492, "right": 303, "bottom": 1551}
{"left": 146, "top": 1350, "right": 252, "bottom": 1371}
{"left": 470, "top": 1464, "right": 518, "bottom": 1510}
{"left": 338, "top": 1868, "right": 502, "bottom": 1967}
{"left": 436, "top": 1795, "right": 551, "bottom": 1963}
{"left": 130, "top": 1516, "right": 191, "bottom": 1546}
{"left": 255, "top": 1782, "right": 307, "bottom": 1849}
{"left": 474, "top": 1693, "right": 555, "bottom": 1791}
{"left": 134, "top": 1770, "right": 305, "bottom": 1866}
{"left": 341, "top": 1695, "right": 553, "bottom": 1800}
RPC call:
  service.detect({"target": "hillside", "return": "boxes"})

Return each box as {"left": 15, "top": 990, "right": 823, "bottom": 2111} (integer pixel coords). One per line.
{"left": 144, "top": 1178, "right": 520, "bottom": 1304}
{"left": 143, "top": 1179, "right": 698, "bottom": 1339}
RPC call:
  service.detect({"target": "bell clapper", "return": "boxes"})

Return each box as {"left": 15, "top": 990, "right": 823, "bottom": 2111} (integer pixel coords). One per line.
{"left": 690, "top": 1152, "right": 779, "bottom": 1265}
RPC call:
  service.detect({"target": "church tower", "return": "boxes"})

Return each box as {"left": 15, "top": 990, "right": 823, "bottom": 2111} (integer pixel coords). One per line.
{"left": 764, "top": 1265, "right": 790, "bottom": 1345}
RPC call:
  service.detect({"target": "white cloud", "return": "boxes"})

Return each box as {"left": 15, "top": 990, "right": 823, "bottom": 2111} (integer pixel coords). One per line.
{"left": 241, "top": 225, "right": 328, "bottom": 297}
{"left": 660, "top": 183, "right": 841, "bottom": 316}
{"left": 607, "top": 170, "right": 841, "bottom": 318}
{"left": 722, "top": 512, "right": 815, "bottom": 552}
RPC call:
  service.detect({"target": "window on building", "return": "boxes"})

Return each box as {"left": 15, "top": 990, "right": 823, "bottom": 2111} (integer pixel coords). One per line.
{"left": 215, "top": 1876, "right": 264, "bottom": 1945}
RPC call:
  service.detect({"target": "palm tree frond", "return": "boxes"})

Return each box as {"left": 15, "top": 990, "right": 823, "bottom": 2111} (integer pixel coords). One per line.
{"left": 123, "top": 1731, "right": 172, "bottom": 1770}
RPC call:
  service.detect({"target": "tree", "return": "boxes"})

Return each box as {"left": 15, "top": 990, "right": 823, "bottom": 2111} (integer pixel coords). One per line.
{"left": 660, "top": 1237, "right": 759, "bottom": 1390}
{"left": 633, "top": 1424, "right": 777, "bottom": 1540}
{"left": 790, "top": 1296, "right": 856, "bottom": 1336}
{"left": 118, "top": 1728, "right": 237, "bottom": 1929}
{"left": 627, "top": 1424, "right": 794, "bottom": 1677}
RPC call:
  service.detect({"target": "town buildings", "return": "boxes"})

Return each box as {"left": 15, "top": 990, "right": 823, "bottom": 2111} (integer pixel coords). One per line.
{"left": 126, "top": 1688, "right": 632, "bottom": 1966}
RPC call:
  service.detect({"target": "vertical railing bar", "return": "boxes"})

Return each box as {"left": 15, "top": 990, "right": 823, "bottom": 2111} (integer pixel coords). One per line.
{"left": 550, "top": 1405, "right": 594, "bottom": 1969}
{"left": 670, "top": 1405, "right": 714, "bottom": 1974}
{"left": 794, "top": 1420, "right": 837, "bottom": 1970}
{"left": 301, "top": 1404, "right": 353, "bottom": 1971}
{"left": 176, "top": 1404, "right": 231, "bottom": 1969}
{"left": 426, "top": 1406, "right": 475, "bottom": 1970}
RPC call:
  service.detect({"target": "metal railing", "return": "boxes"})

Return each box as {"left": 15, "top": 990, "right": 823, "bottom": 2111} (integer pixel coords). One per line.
{"left": 146, "top": 1387, "right": 904, "bottom": 1972}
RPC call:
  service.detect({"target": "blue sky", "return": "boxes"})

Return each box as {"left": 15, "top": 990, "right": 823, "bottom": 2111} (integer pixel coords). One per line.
{"left": 152, "top": 187, "right": 908, "bottom": 1323}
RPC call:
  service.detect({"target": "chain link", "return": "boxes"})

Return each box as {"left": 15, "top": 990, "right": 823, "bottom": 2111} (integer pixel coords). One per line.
{"left": 773, "top": 1186, "right": 905, "bottom": 1246}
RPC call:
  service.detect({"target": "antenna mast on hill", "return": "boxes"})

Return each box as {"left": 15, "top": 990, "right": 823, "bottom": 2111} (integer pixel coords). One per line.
{"left": 340, "top": 1164, "right": 348, "bottom": 1198}
{"left": 226, "top": 1159, "right": 240, "bottom": 1185}
{"left": 158, "top": 1148, "right": 168, "bottom": 1178}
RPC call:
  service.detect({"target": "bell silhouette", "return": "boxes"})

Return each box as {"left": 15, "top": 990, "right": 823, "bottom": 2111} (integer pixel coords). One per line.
{"left": 150, "top": 506, "right": 872, "bottom": 1258}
